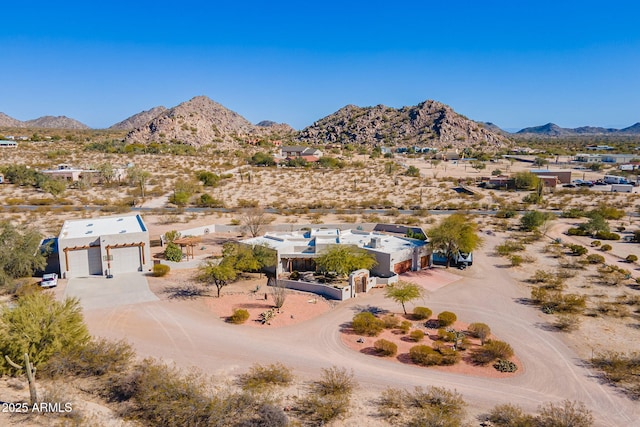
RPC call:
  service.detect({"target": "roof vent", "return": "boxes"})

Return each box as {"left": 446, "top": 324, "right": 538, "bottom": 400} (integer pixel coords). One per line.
{"left": 85, "top": 230, "right": 93, "bottom": 234}
{"left": 87, "top": 223, "right": 93, "bottom": 227}
{"left": 120, "top": 230, "right": 126, "bottom": 234}
{"left": 117, "top": 218, "right": 123, "bottom": 222}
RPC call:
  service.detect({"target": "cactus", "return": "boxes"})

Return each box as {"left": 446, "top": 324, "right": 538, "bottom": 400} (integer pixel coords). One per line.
{"left": 5, "top": 353, "right": 38, "bottom": 404}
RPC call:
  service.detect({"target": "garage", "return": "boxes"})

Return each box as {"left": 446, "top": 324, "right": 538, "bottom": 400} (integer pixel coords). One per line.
{"left": 393, "top": 259, "right": 412, "bottom": 274}
{"left": 58, "top": 215, "right": 151, "bottom": 279}
{"left": 109, "top": 245, "right": 143, "bottom": 274}
{"left": 65, "top": 246, "right": 103, "bottom": 278}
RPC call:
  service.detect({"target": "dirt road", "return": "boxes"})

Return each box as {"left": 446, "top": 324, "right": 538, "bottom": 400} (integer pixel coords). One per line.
{"left": 82, "top": 234, "right": 640, "bottom": 426}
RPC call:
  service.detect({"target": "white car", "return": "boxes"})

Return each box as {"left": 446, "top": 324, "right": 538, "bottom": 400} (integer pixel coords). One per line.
{"left": 40, "top": 273, "right": 58, "bottom": 288}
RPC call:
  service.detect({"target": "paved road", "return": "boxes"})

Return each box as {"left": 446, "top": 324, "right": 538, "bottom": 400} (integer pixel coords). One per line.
{"left": 64, "top": 273, "right": 158, "bottom": 310}
{"left": 81, "top": 236, "right": 640, "bottom": 426}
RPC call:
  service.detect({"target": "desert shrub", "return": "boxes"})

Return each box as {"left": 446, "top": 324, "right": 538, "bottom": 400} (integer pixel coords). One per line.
{"left": 409, "top": 329, "right": 425, "bottom": 342}
{"left": 437, "top": 311, "right": 457, "bottom": 327}
{"left": 536, "top": 400, "right": 594, "bottom": 427}
{"left": 595, "top": 231, "right": 620, "bottom": 240}
{"left": 567, "top": 244, "right": 588, "bottom": 256}
{"left": 586, "top": 254, "right": 605, "bottom": 264}
{"left": 237, "top": 362, "right": 293, "bottom": 391}
{"left": 561, "top": 208, "right": 586, "bottom": 218}
{"left": 312, "top": 366, "right": 357, "bottom": 397}
{"left": 496, "top": 240, "right": 525, "bottom": 256}
{"left": 553, "top": 314, "right": 581, "bottom": 331}
{"left": 374, "top": 339, "right": 398, "bottom": 357}
{"left": 600, "top": 244, "right": 612, "bottom": 252}
{"left": 510, "top": 254, "right": 524, "bottom": 266}
{"left": 626, "top": 254, "right": 638, "bottom": 263}
{"left": 376, "top": 387, "right": 407, "bottom": 419}
{"left": 397, "top": 386, "right": 468, "bottom": 426}
{"left": 470, "top": 340, "right": 514, "bottom": 365}
{"left": 594, "top": 302, "right": 631, "bottom": 318}
{"left": 437, "top": 328, "right": 456, "bottom": 342}
{"left": 399, "top": 320, "right": 412, "bottom": 334}
{"left": 567, "top": 227, "right": 588, "bottom": 236}
{"left": 352, "top": 312, "right": 384, "bottom": 336}
{"left": 590, "top": 352, "right": 640, "bottom": 398}
{"left": 229, "top": 309, "right": 250, "bottom": 324}
{"left": 43, "top": 338, "right": 134, "bottom": 378}
{"left": 493, "top": 359, "right": 518, "bottom": 373}
{"left": 152, "top": 263, "right": 170, "bottom": 277}
{"left": 164, "top": 242, "right": 183, "bottom": 262}
{"left": 531, "top": 270, "right": 554, "bottom": 283}
{"left": 467, "top": 322, "right": 491, "bottom": 344}
{"left": 438, "top": 347, "right": 461, "bottom": 365}
{"left": 294, "top": 393, "right": 350, "bottom": 425}
{"left": 591, "top": 240, "right": 601, "bottom": 247}
{"left": 409, "top": 345, "right": 443, "bottom": 366}
{"left": 412, "top": 306, "right": 432, "bottom": 320}
{"left": 533, "top": 289, "right": 587, "bottom": 314}
{"left": 381, "top": 314, "right": 400, "bottom": 329}
{"left": 487, "top": 403, "right": 535, "bottom": 426}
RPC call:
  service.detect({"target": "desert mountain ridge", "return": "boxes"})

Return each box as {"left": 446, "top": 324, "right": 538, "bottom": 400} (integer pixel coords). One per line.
{"left": 0, "top": 113, "right": 89, "bottom": 129}
{"left": 515, "top": 122, "right": 640, "bottom": 136}
{"left": 109, "top": 106, "right": 168, "bottom": 130}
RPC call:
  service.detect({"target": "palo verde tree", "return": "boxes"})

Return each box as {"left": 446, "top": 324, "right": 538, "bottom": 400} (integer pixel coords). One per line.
{"left": 428, "top": 214, "right": 482, "bottom": 268}
{"left": 197, "top": 258, "right": 237, "bottom": 298}
{"left": 0, "top": 221, "right": 48, "bottom": 289}
{"left": 315, "top": 244, "right": 377, "bottom": 279}
{"left": 384, "top": 281, "right": 425, "bottom": 315}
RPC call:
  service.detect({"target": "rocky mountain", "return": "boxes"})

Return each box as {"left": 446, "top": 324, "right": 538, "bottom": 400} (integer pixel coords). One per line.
{"left": 24, "top": 116, "right": 89, "bottom": 129}
{"left": 109, "top": 106, "right": 168, "bottom": 130}
{"left": 125, "top": 96, "right": 277, "bottom": 147}
{"left": 516, "top": 122, "right": 640, "bottom": 136}
{"left": 0, "top": 112, "right": 23, "bottom": 128}
{"left": 297, "top": 100, "right": 511, "bottom": 150}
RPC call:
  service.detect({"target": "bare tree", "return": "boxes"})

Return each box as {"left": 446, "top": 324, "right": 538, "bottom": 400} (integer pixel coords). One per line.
{"left": 271, "top": 280, "right": 288, "bottom": 309}
{"left": 239, "top": 207, "right": 274, "bottom": 237}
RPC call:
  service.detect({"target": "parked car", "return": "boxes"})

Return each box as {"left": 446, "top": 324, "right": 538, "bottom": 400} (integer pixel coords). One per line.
{"left": 563, "top": 183, "right": 576, "bottom": 188}
{"left": 594, "top": 180, "right": 607, "bottom": 186}
{"left": 577, "top": 181, "right": 594, "bottom": 187}
{"left": 40, "top": 273, "right": 58, "bottom": 288}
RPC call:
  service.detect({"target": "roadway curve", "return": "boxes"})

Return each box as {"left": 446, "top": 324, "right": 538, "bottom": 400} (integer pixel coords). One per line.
{"left": 82, "top": 233, "right": 639, "bottom": 426}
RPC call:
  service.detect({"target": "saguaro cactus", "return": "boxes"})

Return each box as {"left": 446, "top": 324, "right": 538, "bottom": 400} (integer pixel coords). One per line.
{"left": 5, "top": 353, "right": 38, "bottom": 404}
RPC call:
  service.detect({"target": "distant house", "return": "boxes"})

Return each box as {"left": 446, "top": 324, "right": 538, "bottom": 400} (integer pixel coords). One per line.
{"left": 0, "top": 140, "right": 17, "bottom": 148}
{"left": 41, "top": 164, "right": 99, "bottom": 182}
{"left": 280, "top": 146, "right": 323, "bottom": 158}
{"left": 600, "top": 154, "right": 638, "bottom": 164}
{"left": 574, "top": 153, "right": 601, "bottom": 163}
{"left": 531, "top": 169, "right": 572, "bottom": 184}
{"left": 58, "top": 215, "right": 151, "bottom": 278}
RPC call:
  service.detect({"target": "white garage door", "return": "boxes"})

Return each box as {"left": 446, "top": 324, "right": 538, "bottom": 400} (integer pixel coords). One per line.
{"left": 110, "top": 246, "right": 142, "bottom": 275}
{"left": 67, "top": 247, "right": 103, "bottom": 278}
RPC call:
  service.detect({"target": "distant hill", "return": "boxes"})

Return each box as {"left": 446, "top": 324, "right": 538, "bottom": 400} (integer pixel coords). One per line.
{"left": 125, "top": 96, "right": 295, "bottom": 147}
{"left": 516, "top": 122, "right": 639, "bottom": 136}
{"left": 0, "top": 112, "right": 23, "bottom": 128}
{"left": 23, "top": 116, "right": 89, "bottom": 129}
{"left": 297, "top": 100, "right": 511, "bottom": 150}
{"left": 109, "top": 106, "right": 168, "bottom": 130}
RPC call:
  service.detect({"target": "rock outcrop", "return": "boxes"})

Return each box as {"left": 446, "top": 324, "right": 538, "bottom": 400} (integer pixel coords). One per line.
{"left": 23, "top": 116, "right": 89, "bottom": 129}
{"left": 109, "top": 106, "right": 168, "bottom": 130}
{"left": 297, "top": 100, "right": 510, "bottom": 150}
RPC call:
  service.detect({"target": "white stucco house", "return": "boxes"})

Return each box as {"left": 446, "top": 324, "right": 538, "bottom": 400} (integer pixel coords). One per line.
{"left": 58, "top": 215, "right": 151, "bottom": 278}
{"left": 241, "top": 228, "right": 431, "bottom": 279}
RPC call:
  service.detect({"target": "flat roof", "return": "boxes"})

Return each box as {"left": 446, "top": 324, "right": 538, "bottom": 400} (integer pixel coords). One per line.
{"left": 59, "top": 215, "right": 147, "bottom": 239}
{"left": 242, "top": 228, "right": 425, "bottom": 255}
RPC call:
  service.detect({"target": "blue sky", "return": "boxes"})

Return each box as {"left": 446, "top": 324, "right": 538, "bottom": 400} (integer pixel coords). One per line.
{"left": 1, "top": 1, "right": 639, "bottom": 130}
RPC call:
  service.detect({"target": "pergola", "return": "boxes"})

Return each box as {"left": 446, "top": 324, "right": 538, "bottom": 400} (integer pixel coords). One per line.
{"left": 173, "top": 236, "right": 202, "bottom": 261}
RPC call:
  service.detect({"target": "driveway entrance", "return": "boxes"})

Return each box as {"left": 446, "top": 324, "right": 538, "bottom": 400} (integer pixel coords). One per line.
{"left": 64, "top": 272, "right": 158, "bottom": 310}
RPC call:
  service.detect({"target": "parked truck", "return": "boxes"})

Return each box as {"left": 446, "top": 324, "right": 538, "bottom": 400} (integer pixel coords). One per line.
{"left": 432, "top": 250, "right": 473, "bottom": 268}
{"left": 603, "top": 175, "right": 628, "bottom": 184}
{"left": 611, "top": 184, "right": 633, "bottom": 193}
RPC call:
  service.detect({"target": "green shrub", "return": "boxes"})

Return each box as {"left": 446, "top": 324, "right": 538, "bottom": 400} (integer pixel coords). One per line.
{"left": 591, "top": 240, "right": 601, "bottom": 247}
{"left": 437, "top": 311, "right": 457, "bottom": 327}
{"left": 409, "top": 345, "right": 443, "bottom": 366}
{"left": 238, "top": 362, "right": 293, "bottom": 390}
{"left": 164, "top": 242, "right": 183, "bottom": 262}
{"left": 595, "top": 231, "right": 620, "bottom": 240}
{"left": 438, "top": 347, "right": 461, "bottom": 365}
{"left": 412, "top": 306, "right": 432, "bottom": 320}
{"left": 586, "top": 254, "right": 605, "bottom": 264}
{"left": 600, "top": 244, "right": 613, "bottom": 252}
{"left": 152, "top": 263, "right": 170, "bottom": 277}
{"left": 626, "top": 254, "right": 638, "bottom": 263}
{"left": 470, "top": 340, "right": 514, "bottom": 365}
{"left": 493, "top": 359, "right": 518, "bottom": 373}
{"left": 567, "top": 244, "right": 588, "bottom": 256}
{"left": 467, "top": 323, "right": 491, "bottom": 344}
{"left": 567, "top": 227, "right": 588, "bottom": 236}
{"left": 311, "top": 366, "right": 357, "bottom": 397}
{"left": 437, "top": 328, "right": 456, "bottom": 342}
{"left": 488, "top": 404, "right": 535, "bottom": 426}
{"left": 409, "top": 330, "right": 425, "bottom": 342}
{"left": 381, "top": 314, "right": 400, "bottom": 329}
{"left": 496, "top": 240, "right": 525, "bottom": 256}
{"left": 352, "top": 312, "right": 384, "bottom": 336}
{"left": 374, "top": 339, "right": 398, "bottom": 357}
{"left": 229, "top": 309, "right": 250, "bottom": 324}
{"left": 399, "top": 320, "right": 412, "bottom": 334}
{"left": 509, "top": 254, "right": 524, "bottom": 266}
